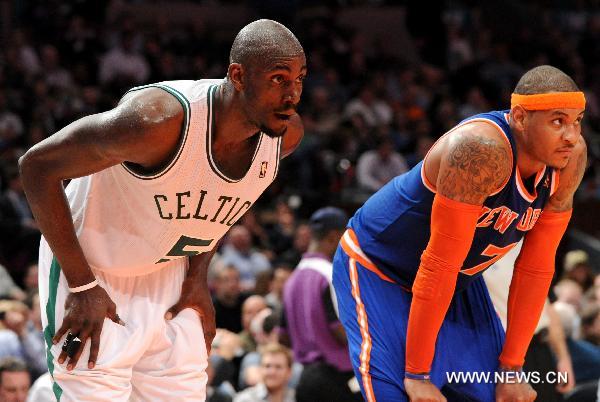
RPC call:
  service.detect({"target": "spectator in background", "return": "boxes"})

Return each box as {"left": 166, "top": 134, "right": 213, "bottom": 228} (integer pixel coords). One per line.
{"left": 39, "top": 45, "right": 74, "bottom": 91}
{"left": 0, "top": 93, "right": 24, "bottom": 149}
{"left": 554, "top": 302, "right": 600, "bottom": 385}
{"left": 563, "top": 250, "right": 595, "bottom": 291}
{"left": 207, "top": 358, "right": 233, "bottom": 402}
{"left": 0, "top": 298, "right": 46, "bottom": 380}
{"left": 580, "top": 304, "right": 600, "bottom": 346}
{"left": 221, "top": 226, "right": 271, "bottom": 291}
{"left": 239, "top": 296, "right": 268, "bottom": 353}
{"left": 0, "top": 357, "right": 30, "bottom": 402}
{"left": 99, "top": 31, "right": 150, "bottom": 86}
{"left": 278, "top": 224, "right": 311, "bottom": 268}
{"left": 212, "top": 265, "right": 247, "bottom": 333}
{"left": 234, "top": 343, "right": 295, "bottom": 402}
{"left": 238, "top": 308, "right": 279, "bottom": 389}
{"left": 555, "top": 279, "right": 585, "bottom": 311}
{"left": 21, "top": 265, "right": 37, "bottom": 296}
{"left": 281, "top": 207, "right": 361, "bottom": 402}
{"left": 356, "top": 135, "right": 408, "bottom": 193}
{"left": 344, "top": 86, "right": 393, "bottom": 128}
{"left": 211, "top": 329, "right": 245, "bottom": 387}
{"left": 0, "top": 301, "right": 30, "bottom": 361}
{"left": 265, "top": 266, "right": 293, "bottom": 313}
{"left": 0, "top": 165, "right": 39, "bottom": 281}
{"left": 0, "top": 266, "right": 25, "bottom": 302}
{"left": 266, "top": 200, "right": 298, "bottom": 257}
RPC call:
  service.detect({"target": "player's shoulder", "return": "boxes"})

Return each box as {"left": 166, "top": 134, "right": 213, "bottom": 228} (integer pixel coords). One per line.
{"left": 117, "top": 85, "right": 184, "bottom": 124}
{"left": 445, "top": 119, "right": 512, "bottom": 167}
{"left": 436, "top": 119, "right": 513, "bottom": 203}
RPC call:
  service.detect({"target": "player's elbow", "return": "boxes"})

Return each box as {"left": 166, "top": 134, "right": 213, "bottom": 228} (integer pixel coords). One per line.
{"left": 18, "top": 148, "right": 36, "bottom": 180}
{"left": 19, "top": 146, "right": 53, "bottom": 187}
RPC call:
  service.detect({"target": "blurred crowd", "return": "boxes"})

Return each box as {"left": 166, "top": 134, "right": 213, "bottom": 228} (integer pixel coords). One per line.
{"left": 1, "top": 0, "right": 600, "bottom": 401}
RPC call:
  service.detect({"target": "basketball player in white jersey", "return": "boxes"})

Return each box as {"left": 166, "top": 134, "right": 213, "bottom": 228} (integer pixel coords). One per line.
{"left": 18, "top": 19, "right": 306, "bottom": 401}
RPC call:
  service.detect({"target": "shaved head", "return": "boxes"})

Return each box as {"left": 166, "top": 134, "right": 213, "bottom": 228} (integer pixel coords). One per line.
{"left": 514, "top": 65, "right": 579, "bottom": 95}
{"left": 229, "top": 19, "right": 304, "bottom": 70}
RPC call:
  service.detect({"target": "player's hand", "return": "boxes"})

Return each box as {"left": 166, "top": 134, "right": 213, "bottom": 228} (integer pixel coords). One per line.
{"left": 52, "top": 285, "right": 123, "bottom": 371}
{"left": 165, "top": 275, "right": 216, "bottom": 355}
{"left": 495, "top": 381, "right": 537, "bottom": 402}
{"left": 404, "top": 378, "right": 447, "bottom": 402}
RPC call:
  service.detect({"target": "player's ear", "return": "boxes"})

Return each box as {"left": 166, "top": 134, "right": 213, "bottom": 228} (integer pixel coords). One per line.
{"left": 510, "top": 105, "right": 527, "bottom": 132}
{"left": 227, "top": 63, "right": 244, "bottom": 91}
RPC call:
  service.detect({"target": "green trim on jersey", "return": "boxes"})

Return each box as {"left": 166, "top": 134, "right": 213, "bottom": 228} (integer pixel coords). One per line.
{"left": 121, "top": 84, "right": 191, "bottom": 180}
{"left": 43, "top": 257, "right": 63, "bottom": 400}
{"left": 205, "top": 85, "right": 264, "bottom": 183}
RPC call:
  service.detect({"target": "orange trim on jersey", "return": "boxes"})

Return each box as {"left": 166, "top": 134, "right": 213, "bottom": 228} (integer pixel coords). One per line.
{"left": 511, "top": 92, "right": 586, "bottom": 111}
{"left": 341, "top": 230, "right": 395, "bottom": 283}
{"left": 349, "top": 258, "right": 377, "bottom": 402}
{"left": 420, "top": 118, "right": 513, "bottom": 196}
{"left": 515, "top": 166, "right": 546, "bottom": 202}
{"left": 550, "top": 170, "right": 560, "bottom": 196}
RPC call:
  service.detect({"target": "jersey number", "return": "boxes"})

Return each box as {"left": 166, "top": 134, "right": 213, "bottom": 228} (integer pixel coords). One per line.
{"left": 461, "top": 242, "right": 518, "bottom": 276}
{"left": 156, "top": 235, "right": 214, "bottom": 264}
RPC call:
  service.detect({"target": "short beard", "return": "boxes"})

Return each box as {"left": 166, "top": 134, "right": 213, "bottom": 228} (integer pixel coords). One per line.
{"left": 260, "top": 124, "right": 287, "bottom": 138}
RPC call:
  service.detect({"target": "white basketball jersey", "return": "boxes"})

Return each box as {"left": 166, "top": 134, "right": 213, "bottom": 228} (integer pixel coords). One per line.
{"left": 65, "top": 79, "right": 283, "bottom": 276}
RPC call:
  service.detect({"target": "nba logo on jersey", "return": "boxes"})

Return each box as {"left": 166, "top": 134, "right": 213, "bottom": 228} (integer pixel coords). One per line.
{"left": 259, "top": 161, "right": 268, "bottom": 178}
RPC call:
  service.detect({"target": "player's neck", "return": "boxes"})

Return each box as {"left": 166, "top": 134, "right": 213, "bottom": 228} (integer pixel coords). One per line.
{"left": 513, "top": 128, "right": 545, "bottom": 179}
{"left": 213, "top": 82, "right": 260, "bottom": 147}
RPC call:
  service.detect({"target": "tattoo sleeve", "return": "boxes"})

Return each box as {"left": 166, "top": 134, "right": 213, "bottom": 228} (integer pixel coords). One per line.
{"left": 547, "top": 138, "right": 587, "bottom": 212}
{"left": 437, "top": 133, "right": 512, "bottom": 205}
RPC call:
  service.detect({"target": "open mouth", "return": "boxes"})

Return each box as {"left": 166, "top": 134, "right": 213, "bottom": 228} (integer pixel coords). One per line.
{"left": 275, "top": 113, "right": 292, "bottom": 121}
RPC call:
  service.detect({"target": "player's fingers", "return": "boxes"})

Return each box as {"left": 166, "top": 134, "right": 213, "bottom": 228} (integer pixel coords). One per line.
{"left": 57, "top": 349, "right": 68, "bottom": 365}
{"left": 52, "top": 320, "right": 70, "bottom": 344}
{"left": 57, "top": 325, "right": 80, "bottom": 364}
{"left": 66, "top": 328, "right": 92, "bottom": 371}
{"left": 107, "top": 302, "right": 124, "bottom": 325}
{"left": 88, "top": 323, "right": 102, "bottom": 369}
{"left": 164, "top": 303, "right": 182, "bottom": 320}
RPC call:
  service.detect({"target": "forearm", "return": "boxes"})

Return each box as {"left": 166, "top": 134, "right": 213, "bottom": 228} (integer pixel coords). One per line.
{"left": 406, "top": 195, "right": 481, "bottom": 373}
{"left": 501, "top": 210, "right": 571, "bottom": 367}
{"left": 20, "top": 162, "right": 94, "bottom": 287}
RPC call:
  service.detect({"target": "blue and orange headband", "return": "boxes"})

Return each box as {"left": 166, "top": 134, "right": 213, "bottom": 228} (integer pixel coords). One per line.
{"left": 511, "top": 91, "right": 586, "bottom": 110}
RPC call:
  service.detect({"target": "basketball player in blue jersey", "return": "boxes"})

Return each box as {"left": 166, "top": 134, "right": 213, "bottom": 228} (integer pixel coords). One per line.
{"left": 332, "top": 65, "right": 587, "bottom": 402}
{"left": 19, "top": 20, "right": 306, "bottom": 401}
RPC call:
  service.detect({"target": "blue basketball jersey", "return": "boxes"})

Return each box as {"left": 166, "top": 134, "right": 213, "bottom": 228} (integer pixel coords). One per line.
{"left": 349, "top": 110, "right": 559, "bottom": 291}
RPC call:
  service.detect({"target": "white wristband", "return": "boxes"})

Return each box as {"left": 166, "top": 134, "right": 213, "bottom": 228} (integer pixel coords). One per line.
{"left": 69, "top": 279, "right": 98, "bottom": 293}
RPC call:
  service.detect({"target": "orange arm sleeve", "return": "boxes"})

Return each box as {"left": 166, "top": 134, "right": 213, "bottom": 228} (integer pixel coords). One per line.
{"left": 499, "top": 209, "right": 572, "bottom": 368}
{"left": 406, "top": 194, "right": 482, "bottom": 374}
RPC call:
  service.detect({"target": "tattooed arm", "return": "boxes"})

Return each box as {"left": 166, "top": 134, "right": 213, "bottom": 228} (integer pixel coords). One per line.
{"left": 546, "top": 136, "right": 587, "bottom": 211}
{"left": 437, "top": 123, "right": 512, "bottom": 204}
{"left": 404, "top": 123, "right": 512, "bottom": 401}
